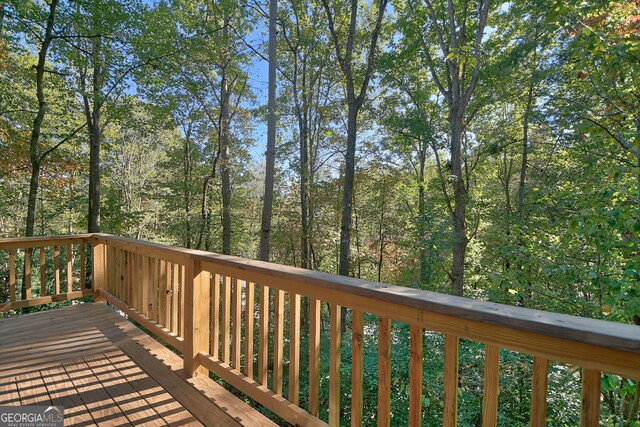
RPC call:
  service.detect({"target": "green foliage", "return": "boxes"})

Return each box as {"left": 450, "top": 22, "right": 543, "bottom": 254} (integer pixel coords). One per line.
{"left": 1, "top": 0, "right": 639, "bottom": 424}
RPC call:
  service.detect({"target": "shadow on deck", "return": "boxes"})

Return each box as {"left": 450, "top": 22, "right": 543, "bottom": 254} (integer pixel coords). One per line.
{"left": 0, "top": 303, "right": 276, "bottom": 427}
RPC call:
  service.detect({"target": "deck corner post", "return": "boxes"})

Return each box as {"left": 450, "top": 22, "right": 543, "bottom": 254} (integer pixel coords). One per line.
{"left": 184, "top": 257, "right": 210, "bottom": 377}
{"left": 92, "top": 242, "right": 106, "bottom": 302}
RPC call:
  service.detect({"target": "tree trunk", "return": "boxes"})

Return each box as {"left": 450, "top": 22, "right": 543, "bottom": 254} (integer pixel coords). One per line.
{"left": 220, "top": 77, "right": 232, "bottom": 255}
{"left": 23, "top": 0, "right": 58, "bottom": 304}
{"left": 25, "top": 0, "right": 58, "bottom": 238}
{"left": 417, "top": 150, "right": 429, "bottom": 284}
{"left": 450, "top": 108, "right": 467, "bottom": 297}
{"left": 338, "top": 101, "right": 358, "bottom": 278}
{"left": 259, "top": 0, "right": 278, "bottom": 262}
{"left": 299, "top": 113, "right": 310, "bottom": 269}
{"left": 183, "top": 123, "right": 193, "bottom": 248}
{"left": 87, "top": 35, "right": 103, "bottom": 233}
{"left": 377, "top": 183, "right": 386, "bottom": 283}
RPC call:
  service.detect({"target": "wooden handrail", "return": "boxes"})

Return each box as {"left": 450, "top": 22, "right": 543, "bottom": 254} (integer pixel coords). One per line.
{"left": 2, "top": 233, "right": 639, "bottom": 426}
{"left": 0, "top": 235, "right": 93, "bottom": 312}
{"left": 87, "top": 234, "right": 640, "bottom": 355}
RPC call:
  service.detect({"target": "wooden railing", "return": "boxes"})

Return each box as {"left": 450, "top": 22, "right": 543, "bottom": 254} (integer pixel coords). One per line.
{"left": 0, "top": 235, "right": 94, "bottom": 311}
{"left": 1, "top": 233, "right": 639, "bottom": 426}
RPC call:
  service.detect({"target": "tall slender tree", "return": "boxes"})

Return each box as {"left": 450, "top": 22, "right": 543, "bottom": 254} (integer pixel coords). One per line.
{"left": 321, "top": 0, "right": 388, "bottom": 282}
{"left": 409, "top": 0, "right": 491, "bottom": 296}
{"left": 25, "top": 0, "right": 60, "bottom": 239}
{"left": 259, "top": 0, "right": 278, "bottom": 261}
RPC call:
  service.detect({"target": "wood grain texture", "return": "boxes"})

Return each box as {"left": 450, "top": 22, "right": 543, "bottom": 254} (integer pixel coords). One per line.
{"left": 289, "top": 292, "right": 301, "bottom": 405}
{"left": 409, "top": 325, "right": 423, "bottom": 427}
{"left": 444, "top": 335, "right": 459, "bottom": 427}
{"left": 211, "top": 273, "right": 220, "bottom": 359}
{"left": 482, "top": 344, "right": 500, "bottom": 427}
{"left": 232, "top": 278, "right": 242, "bottom": 370}
{"left": 198, "top": 354, "right": 327, "bottom": 427}
{"left": 580, "top": 369, "right": 601, "bottom": 427}
{"left": 172, "top": 263, "right": 179, "bottom": 334}
{"left": 159, "top": 259, "right": 167, "bottom": 327}
{"left": 351, "top": 310, "right": 364, "bottom": 426}
{"left": 309, "top": 297, "right": 321, "bottom": 417}
{"left": 98, "top": 289, "right": 184, "bottom": 352}
{"left": 0, "top": 290, "right": 93, "bottom": 312}
{"left": 273, "top": 289, "right": 285, "bottom": 396}
{"left": 54, "top": 246, "right": 60, "bottom": 295}
{"left": 66, "top": 244, "right": 72, "bottom": 293}
{"left": 181, "top": 264, "right": 186, "bottom": 337}
{"left": 184, "top": 259, "right": 210, "bottom": 377}
{"left": 530, "top": 356, "right": 549, "bottom": 427}
{"left": 39, "top": 247, "right": 46, "bottom": 296}
{"left": 80, "top": 244, "right": 86, "bottom": 290}
{"left": 245, "top": 281, "right": 255, "bottom": 379}
{"left": 9, "top": 249, "right": 15, "bottom": 302}
{"left": 0, "top": 235, "right": 90, "bottom": 250}
{"left": 222, "top": 275, "right": 232, "bottom": 364}
{"left": 258, "top": 284, "right": 270, "bottom": 386}
{"left": 0, "top": 302, "right": 275, "bottom": 427}
{"left": 378, "top": 317, "right": 391, "bottom": 427}
{"left": 329, "top": 303, "right": 341, "bottom": 427}
{"left": 24, "top": 248, "right": 31, "bottom": 299}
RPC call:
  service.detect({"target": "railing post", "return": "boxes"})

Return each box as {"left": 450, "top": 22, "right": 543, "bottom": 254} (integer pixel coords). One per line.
{"left": 184, "top": 257, "right": 210, "bottom": 377}
{"left": 92, "top": 241, "right": 105, "bottom": 301}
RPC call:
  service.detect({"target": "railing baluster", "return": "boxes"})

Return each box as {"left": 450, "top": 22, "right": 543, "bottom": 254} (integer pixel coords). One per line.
{"left": 258, "top": 283, "right": 270, "bottom": 386}
{"left": 9, "top": 249, "right": 15, "bottom": 302}
{"left": 151, "top": 258, "right": 158, "bottom": 321}
{"left": 378, "top": 317, "right": 391, "bottom": 427}
{"left": 91, "top": 241, "right": 105, "bottom": 301}
{"left": 308, "top": 297, "right": 320, "bottom": 416}
{"left": 443, "top": 335, "right": 459, "bottom": 427}
{"left": 273, "top": 289, "right": 285, "bottom": 395}
{"left": 80, "top": 244, "right": 85, "bottom": 291}
{"left": 119, "top": 248, "right": 125, "bottom": 298}
{"left": 232, "top": 278, "right": 242, "bottom": 370}
{"left": 329, "top": 303, "right": 341, "bottom": 427}
{"left": 107, "top": 246, "right": 113, "bottom": 295}
{"left": 126, "top": 251, "right": 132, "bottom": 306}
{"left": 66, "top": 244, "right": 73, "bottom": 293}
{"left": 409, "top": 325, "right": 423, "bottom": 427}
{"left": 39, "top": 247, "right": 46, "bottom": 296}
{"left": 24, "top": 249, "right": 31, "bottom": 299}
{"left": 289, "top": 292, "right": 300, "bottom": 405}
{"left": 137, "top": 254, "right": 143, "bottom": 312}
{"left": 184, "top": 258, "right": 210, "bottom": 377}
{"left": 111, "top": 246, "right": 116, "bottom": 297}
{"left": 172, "top": 263, "right": 179, "bottom": 334}
{"left": 180, "top": 264, "right": 186, "bottom": 337}
{"left": 165, "top": 261, "right": 171, "bottom": 329}
{"left": 482, "top": 344, "right": 500, "bottom": 427}
{"left": 222, "top": 275, "right": 231, "bottom": 364}
{"left": 530, "top": 356, "right": 549, "bottom": 427}
{"left": 54, "top": 246, "right": 60, "bottom": 295}
{"left": 159, "top": 259, "right": 167, "bottom": 327}
{"left": 244, "top": 281, "right": 255, "bottom": 378}
{"left": 142, "top": 256, "right": 150, "bottom": 316}
{"left": 580, "top": 369, "right": 601, "bottom": 427}
{"left": 351, "top": 310, "right": 364, "bottom": 426}
{"left": 211, "top": 273, "right": 220, "bottom": 359}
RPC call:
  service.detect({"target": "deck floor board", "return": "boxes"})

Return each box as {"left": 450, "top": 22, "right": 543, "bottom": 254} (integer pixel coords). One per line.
{"left": 0, "top": 302, "right": 276, "bottom": 427}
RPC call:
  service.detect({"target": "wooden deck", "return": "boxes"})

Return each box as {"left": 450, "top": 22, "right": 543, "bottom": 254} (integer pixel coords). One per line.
{"left": 0, "top": 303, "right": 276, "bottom": 427}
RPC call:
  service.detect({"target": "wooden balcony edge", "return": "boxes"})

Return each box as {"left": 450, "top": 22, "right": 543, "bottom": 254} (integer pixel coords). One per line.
{"left": 2, "top": 233, "right": 639, "bottom": 356}
{"left": 97, "top": 289, "right": 185, "bottom": 353}
{"left": 0, "top": 289, "right": 93, "bottom": 312}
